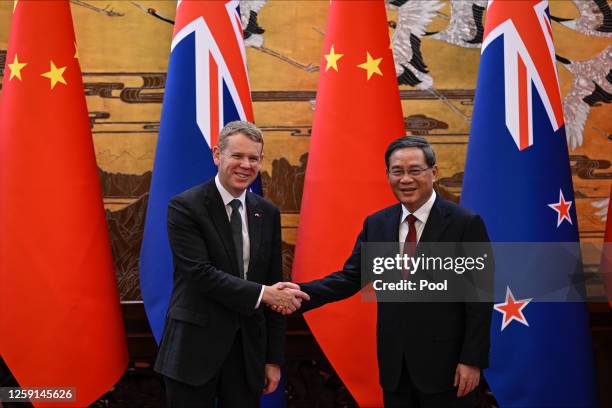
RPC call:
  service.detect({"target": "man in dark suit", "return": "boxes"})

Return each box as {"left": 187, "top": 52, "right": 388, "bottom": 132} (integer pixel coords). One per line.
{"left": 155, "top": 121, "right": 309, "bottom": 408}
{"left": 282, "top": 136, "right": 492, "bottom": 407}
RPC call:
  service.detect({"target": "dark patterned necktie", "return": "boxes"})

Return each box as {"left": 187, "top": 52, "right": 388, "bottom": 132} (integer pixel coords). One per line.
{"left": 229, "top": 199, "right": 244, "bottom": 278}
{"left": 402, "top": 214, "right": 417, "bottom": 279}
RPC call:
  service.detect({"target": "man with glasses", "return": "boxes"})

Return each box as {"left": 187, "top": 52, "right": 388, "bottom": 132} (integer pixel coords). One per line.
{"left": 155, "top": 121, "right": 309, "bottom": 407}
{"left": 288, "top": 136, "right": 492, "bottom": 407}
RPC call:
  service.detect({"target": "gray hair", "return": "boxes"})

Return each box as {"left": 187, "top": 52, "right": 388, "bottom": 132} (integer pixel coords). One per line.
{"left": 218, "top": 120, "right": 264, "bottom": 151}
{"left": 384, "top": 136, "right": 436, "bottom": 169}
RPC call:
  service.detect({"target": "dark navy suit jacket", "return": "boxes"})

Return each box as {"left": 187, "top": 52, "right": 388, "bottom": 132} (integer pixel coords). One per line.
{"left": 300, "top": 195, "right": 493, "bottom": 393}
{"left": 154, "top": 179, "right": 284, "bottom": 391}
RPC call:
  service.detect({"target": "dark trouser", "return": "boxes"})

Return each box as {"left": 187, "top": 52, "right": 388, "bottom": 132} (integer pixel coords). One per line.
{"left": 163, "top": 335, "right": 259, "bottom": 408}
{"left": 383, "top": 360, "right": 476, "bottom": 408}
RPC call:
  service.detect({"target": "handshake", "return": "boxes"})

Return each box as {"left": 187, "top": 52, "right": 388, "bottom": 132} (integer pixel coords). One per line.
{"left": 262, "top": 282, "right": 310, "bottom": 315}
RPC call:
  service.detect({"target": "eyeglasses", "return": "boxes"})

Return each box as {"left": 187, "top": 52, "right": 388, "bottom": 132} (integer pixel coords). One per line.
{"left": 221, "top": 152, "right": 262, "bottom": 165}
{"left": 388, "top": 167, "right": 433, "bottom": 178}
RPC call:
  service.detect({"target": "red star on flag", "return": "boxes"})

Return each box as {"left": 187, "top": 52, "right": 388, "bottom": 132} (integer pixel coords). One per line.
{"left": 494, "top": 287, "right": 532, "bottom": 331}
{"left": 548, "top": 189, "right": 573, "bottom": 227}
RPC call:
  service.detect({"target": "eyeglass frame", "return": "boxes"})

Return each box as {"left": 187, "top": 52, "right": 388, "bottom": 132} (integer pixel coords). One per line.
{"left": 387, "top": 166, "right": 434, "bottom": 178}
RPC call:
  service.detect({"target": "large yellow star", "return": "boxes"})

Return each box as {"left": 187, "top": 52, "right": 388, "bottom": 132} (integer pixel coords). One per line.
{"left": 324, "top": 45, "right": 343, "bottom": 72}
{"left": 41, "top": 61, "right": 67, "bottom": 89}
{"left": 357, "top": 52, "right": 383, "bottom": 80}
{"left": 13, "top": 0, "right": 18, "bottom": 13}
{"left": 8, "top": 54, "right": 27, "bottom": 81}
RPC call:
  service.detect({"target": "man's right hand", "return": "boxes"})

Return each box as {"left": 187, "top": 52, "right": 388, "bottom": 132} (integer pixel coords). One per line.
{"left": 262, "top": 282, "right": 309, "bottom": 315}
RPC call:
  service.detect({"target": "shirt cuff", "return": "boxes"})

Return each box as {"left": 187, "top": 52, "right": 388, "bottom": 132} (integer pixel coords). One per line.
{"left": 255, "top": 285, "right": 265, "bottom": 309}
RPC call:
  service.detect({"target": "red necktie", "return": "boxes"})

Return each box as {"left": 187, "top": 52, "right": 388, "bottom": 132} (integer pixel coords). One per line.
{"left": 402, "top": 214, "right": 417, "bottom": 279}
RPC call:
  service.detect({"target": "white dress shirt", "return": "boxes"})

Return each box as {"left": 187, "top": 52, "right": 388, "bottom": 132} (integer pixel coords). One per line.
{"left": 399, "top": 190, "right": 437, "bottom": 245}
{"left": 215, "top": 175, "right": 264, "bottom": 308}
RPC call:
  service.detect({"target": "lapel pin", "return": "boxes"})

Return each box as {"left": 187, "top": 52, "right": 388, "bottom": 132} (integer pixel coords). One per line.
{"left": 255, "top": 212, "right": 261, "bottom": 218}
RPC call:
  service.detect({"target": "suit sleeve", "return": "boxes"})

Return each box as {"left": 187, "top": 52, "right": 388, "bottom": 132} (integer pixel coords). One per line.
{"left": 459, "top": 214, "right": 493, "bottom": 368}
{"left": 264, "top": 208, "right": 286, "bottom": 364}
{"left": 300, "top": 219, "right": 368, "bottom": 312}
{"left": 167, "top": 197, "right": 262, "bottom": 316}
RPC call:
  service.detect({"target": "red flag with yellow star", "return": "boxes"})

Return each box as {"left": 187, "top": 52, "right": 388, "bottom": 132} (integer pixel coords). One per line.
{"left": 292, "top": 1, "right": 405, "bottom": 405}
{"left": 0, "top": 1, "right": 128, "bottom": 406}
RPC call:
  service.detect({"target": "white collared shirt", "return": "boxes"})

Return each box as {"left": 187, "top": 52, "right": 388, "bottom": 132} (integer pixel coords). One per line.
{"left": 215, "top": 175, "right": 250, "bottom": 276}
{"left": 215, "top": 175, "right": 264, "bottom": 308}
{"left": 399, "top": 190, "right": 437, "bottom": 244}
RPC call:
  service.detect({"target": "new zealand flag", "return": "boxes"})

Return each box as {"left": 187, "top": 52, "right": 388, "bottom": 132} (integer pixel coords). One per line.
{"left": 461, "top": 1, "right": 598, "bottom": 406}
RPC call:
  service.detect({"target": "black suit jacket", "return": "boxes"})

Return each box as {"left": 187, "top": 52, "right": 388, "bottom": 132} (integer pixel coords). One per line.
{"left": 300, "top": 195, "right": 492, "bottom": 394}
{"left": 154, "top": 179, "right": 285, "bottom": 391}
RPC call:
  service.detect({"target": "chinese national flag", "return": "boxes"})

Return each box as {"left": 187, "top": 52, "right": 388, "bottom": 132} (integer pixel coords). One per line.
{"left": 292, "top": 1, "right": 405, "bottom": 406}
{"left": 0, "top": 1, "right": 128, "bottom": 406}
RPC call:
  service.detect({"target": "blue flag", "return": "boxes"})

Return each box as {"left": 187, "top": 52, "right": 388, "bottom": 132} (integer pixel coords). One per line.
{"left": 461, "top": 1, "right": 598, "bottom": 406}
{"left": 139, "top": 0, "right": 257, "bottom": 343}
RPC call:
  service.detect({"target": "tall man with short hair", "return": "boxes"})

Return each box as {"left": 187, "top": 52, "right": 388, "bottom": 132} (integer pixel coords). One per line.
{"left": 155, "top": 121, "right": 309, "bottom": 408}
{"left": 288, "top": 136, "right": 492, "bottom": 407}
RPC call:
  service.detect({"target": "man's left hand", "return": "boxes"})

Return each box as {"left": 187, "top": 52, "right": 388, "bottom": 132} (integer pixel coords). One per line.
{"left": 263, "top": 364, "right": 281, "bottom": 394}
{"left": 454, "top": 363, "right": 480, "bottom": 397}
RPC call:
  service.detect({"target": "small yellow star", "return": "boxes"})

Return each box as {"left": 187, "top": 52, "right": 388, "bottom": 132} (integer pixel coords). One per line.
{"left": 41, "top": 61, "right": 67, "bottom": 89}
{"left": 74, "top": 42, "right": 79, "bottom": 59}
{"left": 324, "top": 45, "right": 343, "bottom": 72}
{"left": 8, "top": 54, "right": 27, "bottom": 81}
{"left": 357, "top": 52, "right": 383, "bottom": 80}
{"left": 13, "top": 0, "right": 18, "bottom": 13}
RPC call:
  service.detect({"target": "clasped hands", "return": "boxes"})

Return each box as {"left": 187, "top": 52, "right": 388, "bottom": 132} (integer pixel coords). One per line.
{"left": 262, "top": 282, "right": 309, "bottom": 315}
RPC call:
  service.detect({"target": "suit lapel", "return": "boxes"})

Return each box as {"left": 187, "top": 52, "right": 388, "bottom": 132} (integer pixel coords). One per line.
{"left": 245, "top": 193, "right": 262, "bottom": 281}
{"left": 205, "top": 182, "right": 240, "bottom": 277}
{"left": 384, "top": 203, "right": 403, "bottom": 243}
{"left": 382, "top": 204, "right": 404, "bottom": 281}
{"left": 383, "top": 198, "right": 450, "bottom": 244}
{"left": 419, "top": 195, "right": 450, "bottom": 243}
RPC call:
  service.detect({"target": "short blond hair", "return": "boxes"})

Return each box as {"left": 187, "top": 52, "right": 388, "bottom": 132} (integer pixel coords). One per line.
{"left": 218, "top": 120, "right": 264, "bottom": 151}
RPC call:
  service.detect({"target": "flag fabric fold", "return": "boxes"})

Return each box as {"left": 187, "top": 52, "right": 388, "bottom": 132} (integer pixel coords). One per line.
{"left": 461, "top": 1, "right": 598, "bottom": 406}
{"left": 291, "top": 1, "right": 406, "bottom": 405}
{"left": 0, "top": 1, "right": 128, "bottom": 406}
